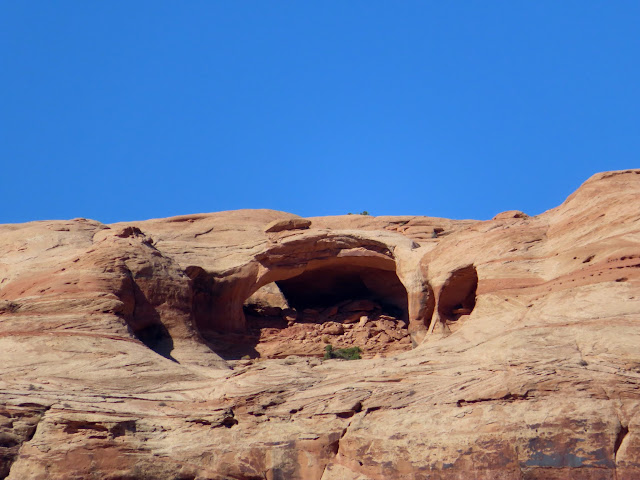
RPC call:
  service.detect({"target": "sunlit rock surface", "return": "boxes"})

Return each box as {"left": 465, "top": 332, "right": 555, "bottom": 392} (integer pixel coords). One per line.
{"left": 1, "top": 170, "right": 639, "bottom": 479}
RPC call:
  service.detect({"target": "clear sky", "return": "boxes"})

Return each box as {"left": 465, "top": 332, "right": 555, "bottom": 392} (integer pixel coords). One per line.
{"left": 1, "top": 2, "right": 638, "bottom": 224}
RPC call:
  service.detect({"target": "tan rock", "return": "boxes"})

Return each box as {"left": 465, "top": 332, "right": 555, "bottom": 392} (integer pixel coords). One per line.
{"left": 492, "top": 210, "right": 529, "bottom": 220}
{"left": 264, "top": 217, "right": 312, "bottom": 233}
{"left": 323, "top": 323, "right": 344, "bottom": 335}
{"left": 1, "top": 171, "right": 640, "bottom": 479}
{"left": 376, "top": 332, "right": 392, "bottom": 344}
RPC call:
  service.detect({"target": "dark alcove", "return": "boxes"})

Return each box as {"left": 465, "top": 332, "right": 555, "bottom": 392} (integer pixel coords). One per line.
{"left": 275, "top": 264, "right": 408, "bottom": 320}
{"left": 437, "top": 265, "right": 478, "bottom": 324}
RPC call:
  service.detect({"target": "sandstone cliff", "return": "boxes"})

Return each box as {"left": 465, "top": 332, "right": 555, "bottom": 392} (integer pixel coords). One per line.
{"left": 1, "top": 170, "right": 639, "bottom": 479}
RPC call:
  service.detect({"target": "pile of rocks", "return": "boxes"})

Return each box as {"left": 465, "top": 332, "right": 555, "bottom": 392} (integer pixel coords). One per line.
{"left": 244, "top": 298, "right": 411, "bottom": 359}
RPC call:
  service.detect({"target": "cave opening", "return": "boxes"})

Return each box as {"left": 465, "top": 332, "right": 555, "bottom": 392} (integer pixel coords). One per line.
{"left": 438, "top": 265, "right": 478, "bottom": 324}
{"left": 275, "top": 264, "right": 407, "bottom": 318}
{"left": 235, "top": 263, "right": 412, "bottom": 360}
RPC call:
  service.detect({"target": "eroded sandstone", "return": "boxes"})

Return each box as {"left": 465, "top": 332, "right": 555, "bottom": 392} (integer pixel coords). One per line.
{"left": 0, "top": 170, "right": 639, "bottom": 479}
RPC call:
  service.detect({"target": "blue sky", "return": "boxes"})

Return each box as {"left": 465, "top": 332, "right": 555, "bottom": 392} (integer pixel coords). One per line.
{"left": 1, "top": 2, "right": 638, "bottom": 224}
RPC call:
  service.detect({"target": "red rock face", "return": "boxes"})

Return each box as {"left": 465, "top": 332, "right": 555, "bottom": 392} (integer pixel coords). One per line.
{"left": 0, "top": 170, "right": 640, "bottom": 479}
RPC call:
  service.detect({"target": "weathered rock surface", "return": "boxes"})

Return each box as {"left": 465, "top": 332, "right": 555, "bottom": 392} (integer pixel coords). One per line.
{"left": 264, "top": 217, "right": 312, "bottom": 233}
{"left": 0, "top": 170, "right": 639, "bottom": 479}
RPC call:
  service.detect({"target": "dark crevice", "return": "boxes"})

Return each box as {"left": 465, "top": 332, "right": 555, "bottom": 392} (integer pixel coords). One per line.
{"left": 336, "top": 411, "right": 356, "bottom": 419}
{"left": 614, "top": 423, "right": 629, "bottom": 461}
{"left": 194, "top": 227, "right": 214, "bottom": 238}
{"left": 185, "top": 265, "right": 217, "bottom": 334}
{"left": 456, "top": 391, "right": 530, "bottom": 407}
{"left": 328, "top": 427, "right": 349, "bottom": 457}
{"left": 417, "top": 282, "right": 436, "bottom": 330}
{"left": 2, "top": 405, "right": 50, "bottom": 480}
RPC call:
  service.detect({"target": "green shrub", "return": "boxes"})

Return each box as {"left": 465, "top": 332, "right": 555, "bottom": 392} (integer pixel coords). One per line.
{"left": 324, "top": 344, "right": 361, "bottom": 360}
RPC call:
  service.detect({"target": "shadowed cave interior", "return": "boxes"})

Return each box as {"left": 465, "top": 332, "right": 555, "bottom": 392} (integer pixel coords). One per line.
{"left": 211, "top": 264, "right": 412, "bottom": 360}
{"left": 437, "top": 265, "right": 478, "bottom": 325}
{"left": 275, "top": 265, "right": 408, "bottom": 317}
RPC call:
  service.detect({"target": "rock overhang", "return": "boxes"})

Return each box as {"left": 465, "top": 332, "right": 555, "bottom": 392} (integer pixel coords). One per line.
{"left": 186, "top": 228, "right": 434, "bottom": 357}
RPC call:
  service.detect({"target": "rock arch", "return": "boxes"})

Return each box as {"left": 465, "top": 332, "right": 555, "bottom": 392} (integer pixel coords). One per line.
{"left": 186, "top": 232, "right": 433, "bottom": 357}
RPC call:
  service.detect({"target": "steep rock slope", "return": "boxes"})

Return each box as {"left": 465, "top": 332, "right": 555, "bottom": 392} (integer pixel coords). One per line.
{"left": 0, "top": 170, "right": 639, "bottom": 479}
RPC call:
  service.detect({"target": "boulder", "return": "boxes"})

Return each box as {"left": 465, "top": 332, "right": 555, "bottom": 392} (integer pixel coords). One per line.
{"left": 323, "top": 323, "right": 344, "bottom": 335}
{"left": 264, "top": 218, "right": 312, "bottom": 233}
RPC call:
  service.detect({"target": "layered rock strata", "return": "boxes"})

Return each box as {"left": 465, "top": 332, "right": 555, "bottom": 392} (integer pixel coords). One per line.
{"left": 0, "top": 170, "right": 639, "bottom": 479}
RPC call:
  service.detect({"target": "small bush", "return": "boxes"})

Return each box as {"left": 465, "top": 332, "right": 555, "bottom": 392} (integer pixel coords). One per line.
{"left": 324, "top": 345, "right": 332, "bottom": 359}
{"left": 360, "top": 211, "right": 370, "bottom": 216}
{"left": 324, "top": 344, "right": 361, "bottom": 360}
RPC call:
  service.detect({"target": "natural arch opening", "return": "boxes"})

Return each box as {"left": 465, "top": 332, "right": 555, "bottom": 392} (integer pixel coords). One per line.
{"left": 437, "top": 265, "right": 478, "bottom": 326}
{"left": 276, "top": 264, "right": 408, "bottom": 318}
{"left": 212, "top": 263, "right": 412, "bottom": 360}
